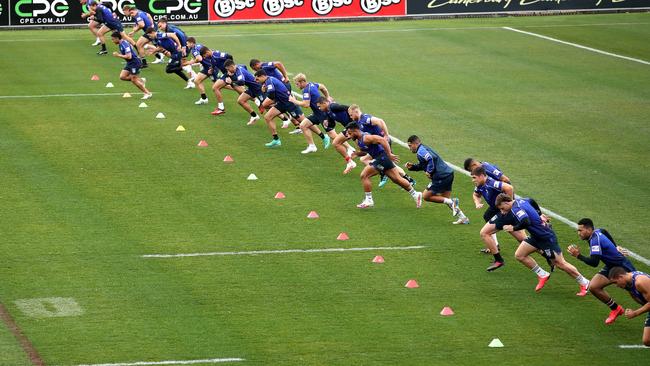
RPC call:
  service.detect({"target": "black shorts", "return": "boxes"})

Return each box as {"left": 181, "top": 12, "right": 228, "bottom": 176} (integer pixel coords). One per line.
{"left": 275, "top": 101, "right": 303, "bottom": 119}
{"left": 371, "top": 153, "right": 395, "bottom": 173}
{"left": 645, "top": 313, "right": 650, "bottom": 327}
{"left": 491, "top": 211, "right": 518, "bottom": 230}
{"left": 123, "top": 63, "right": 141, "bottom": 75}
{"left": 307, "top": 112, "right": 327, "bottom": 126}
{"left": 597, "top": 261, "right": 636, "bottom": 278}
{"left": 105, "top": 20, "right": 124, "bottom": 33}
{"left": 483, "top": 206, "right": 499, "bottom": 223}
{"left": 427, "top": 173, "right": 454, "bottom": 194}
{"left": 323, "top": 119, "right": 336, "bottom": 132}
{"left": 165, "top": 51, "right": 182, "bottom": 73}
{"left": 524, "top": 235, "right": 562, "bottom": 257}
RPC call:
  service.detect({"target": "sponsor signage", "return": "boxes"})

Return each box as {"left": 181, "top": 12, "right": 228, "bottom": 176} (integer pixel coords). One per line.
{"left": 209, "top": 0, "right": 406, "bottom": 21}
{"left": 0, "top": 0, "right": 9, "bottom": 26}
{"left": 406, "top": 0, "right": 650, "bottom": 15}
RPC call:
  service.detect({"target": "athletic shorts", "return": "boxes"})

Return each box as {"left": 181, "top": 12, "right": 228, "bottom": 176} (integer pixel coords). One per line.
{"left": 166, "top": 52, "right": 182, "bottom": 73}
{"left": 323, "top": 119, "right": 336, "bottom": 132}
{"left": 307, "top": 110, "right": 328, "bottom": 125}
{"left": 427, "top": 173, "right": 454, "bottom": 194}
{"left": 524, "top": 234, "right": 562, "bottom": 257}
{"left": 275, "top": 101, "right": 303, "bottom": 119}
{"left": 645, "top": 313, "right": 650, "bottom": 327}
{"left": 492, "top": 211, "right": 518, "bottom": 231}
{"left": 105, "top": 20, "right": 124, "bottom": 32}
{"left": 597, "top": 260, "right": 636, "bottom": 278}
{"left": 123, "top": 63, "right": 141, "bottom": 75}
{"left": 371, "top": 153, "right": 396, "bottom": 173}
{"left": 244, "top": 85, "right": 263, "bottom": 99}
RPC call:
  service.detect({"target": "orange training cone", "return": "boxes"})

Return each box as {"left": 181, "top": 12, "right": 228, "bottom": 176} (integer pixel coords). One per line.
{"left": 440, "top": 307, "right": 455, "bottom": 316}
{"left": 91, "top": 75, "right": 99, "bottom": 81}
{"left": 405, "top": 279, "right": 419, "bottom": 288}
{"left": 337, "top": 232, "right": 349, "bottom": 240}
{"left": 274, "top": 192, "right": 285, "bottom": 199}
{"left": 223, "top": 155, "right": 234, "bottom": 163}
{"left": 197, "top": 140, "right": 208, "bottom": 147}
{"left": 307, "top": 211, "right": 319, "bottom": 219}
{"left": 372, "top": 255, "right": 384, "bottom": 263}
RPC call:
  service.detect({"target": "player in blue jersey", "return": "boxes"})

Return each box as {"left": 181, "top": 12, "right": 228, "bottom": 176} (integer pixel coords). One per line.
{"left": 405, "top": 135, "right": 468, "bottom": 224}
{"left": 316, "top": 97, "right": 357, "bottom": 167}
{"left": 495, "top": 194, "right": 590, "bottom": 295}
{"left": 347, "top": 104, "right": 394, "bottom": 186}
{"left": 79, "top": 0, "right": 102, "bottom": 46}
{"left": 198, "top": 48, "right": 238, "bottom": 116}
{"left": 88, "top": 2, "right": 135, "bottom": 55}
{"left": 156, "top": 17, "right": 196, "bottom": 88}
{"left": 221, "top": 59, "right": 265, "bottom": 125}
{"left": 609, "top": 267, "right": 650, "bottom": 346}
{"left": 470, "top": 166, "right": 524, "bottom": 271}
{"left": 250, "top": 59, "right": 291, "bottom": 91}
{"left": 184, "top": 38, "right": 215, "bottom": 105}
{"left": 288, "top": 73, "right": 333, "bottom": 154}
{"left": 144, "top": 27, "right": 190, "bottom": 85}
{"left": 345, "top": 124, "right": 422, "bottom": 209}
{"left": 568, "top": 218, "right": 635, "bottom": 324}
{"left": 110, "top": 32, "right": 152, "bottom": 100}
{"left": 254, "top": 70, "right": 307, "bottom": 148}
{"left": 123, "top": 5, "right": 156, "bottom": 68}
{"left": 464, "top": 158, "right": 511, "bottom": 183}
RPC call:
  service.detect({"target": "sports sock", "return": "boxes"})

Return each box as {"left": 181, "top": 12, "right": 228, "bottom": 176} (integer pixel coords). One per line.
{"left": 365, "top": 192, "right": 373, "bottom": 200}
{"left": 175, "top": 70, "right": 188, "bottom": 81}
{"left": 142, "top": 58, "right": 148, "bottom": 65}
{"left": 250, "top": 112, "right": 258, "bottom": 117}
{"left": 532, "top": 265, "right": 550, "bottom": 277}
{"left": 218, "top": 102, "right": 225, "bottom": 110}
{"left": 273, "top": 134, "right": 279, "bottom": 140}
{"left": 493, "top": 252, "right": 504, "bottom": 262}
{"left": 492, "top": 233, "right": 499, "bottom": 246}
{"left": 201, "top": 93, "right": 207, "bottom": 99}
{"left": 575, "top": 275, "right": 589, "bottom": 286}
{"left": 605, "top": 298, "right": 619, "bottom": 310}
{"left": 318, "top": 132, "right": 325, "bottom": 139}
{"left": 101, "top": 43, "right": 106, "bottom": 51}
{"left": 408, "top": 188, "right": 418, "bottom": 197}
{"left": 443, "top": 197, "right": 453, "bottom": 206}
{"left": 345, "top": 156, "right": 351, "bottom": 162}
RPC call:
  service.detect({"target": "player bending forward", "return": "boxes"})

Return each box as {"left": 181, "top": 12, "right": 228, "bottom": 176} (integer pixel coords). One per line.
{"left": 111, "top": 32, "right": 151, "bottom": 99}
{"left": 609, "top": 267, "right": 650, "bottom": 346}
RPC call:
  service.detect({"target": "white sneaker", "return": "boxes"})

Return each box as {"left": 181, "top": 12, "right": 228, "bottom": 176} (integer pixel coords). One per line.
{"left": 152, "top": 57, "right": 164, "bottom": 64}
{"left": 301, "top": 145, "right": 317, "bottom": 154}
{"left": 414, "top": 192, "right": 423, "bottom": 208}
{"left": 347, "top": 147, "right": 355, "bottom": 157}
{"left": 343, "top": 160, "right": 357, "bottom": 174}
{"left": 184, "top": 80, "right": 195, "bottom": 89}
{"left": 289, "top": 128, "right": 303, "bottom": 135}
{"left": 281, "top": 120, "right": 291, "bottom": 129}
{"left": 141, "top": 93, "right": 153, "bottom": 100}
{"left": 247, "top": 115, "right": 260, "bottom": 125}
{"left": 254, "top": 98, "right": 261, "bottom": 107}
{"left": 195, "top": 98, "right": 209, "bottom": 105}
{"left": 357, "top": 200, "right": 374, "bottom": 209}
{"left": 92, "top": 38, "right": 101, "bottom": 46}
{"left": 453, "top": 217, "right": 470, "bottom": 225}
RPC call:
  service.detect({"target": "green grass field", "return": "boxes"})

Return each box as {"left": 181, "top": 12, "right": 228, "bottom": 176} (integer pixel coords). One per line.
{"left": 1, "top": 12, "right": 649, "bottom": 366}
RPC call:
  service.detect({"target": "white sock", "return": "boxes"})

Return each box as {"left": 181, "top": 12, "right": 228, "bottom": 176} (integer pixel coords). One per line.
{"left": 532, "top": 265, "right": 550, "bottom": 277}
{"left": 576, "top": 275, "right": 589, "bottom": 286}
{"left": 492, "top": 233, "right": 499, "bottom": 246}
{"left": 457, "top": 210, "right": 467, "bottom": 219}
{"left": 408, "top": 188, "right": 418, "bottom": 198}
{"left": 443, "top": 198, "right": 453, "bottom": 206}
{"left": 218, "top": 102, "right": 224, "bottom": 109}
{"left": 365, "top": 192, "right": 373, "bottom": 201}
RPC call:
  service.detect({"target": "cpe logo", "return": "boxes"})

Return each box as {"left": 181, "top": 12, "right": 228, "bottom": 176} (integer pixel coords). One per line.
{"left": 148, "top": 0, "right": 202, "bottom": 15}
{"left": 100, "top": 0, "right": 135, "bottom": 15}
{"left": 311, "top": 0, "right": 351, "bottom": 15}
{"left": 213, "top": 0, "right": 254, "bottom": 17}
{"left": 360, "top": 0, "right": 399, "bottom": 14}
{"left": 14, "top": 0, "right": 69, "bottom": 17}
{"left": 263, "top": 0, "right": 302, "bottom": 17}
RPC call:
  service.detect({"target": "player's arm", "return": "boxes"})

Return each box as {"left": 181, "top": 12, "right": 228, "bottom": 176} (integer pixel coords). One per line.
{"left": 167, "top": 33, "right": 182, "bottom": 51}
{"left": 366, "top": 135, "right": 398, "bottom": 162}
{"left": 113, "top": 50, "right": 131, "bottom": 60}
{"left": 317, "top": 83, "right": 331, "bottom": 100}
{"left": 473, "top": 192, "right": 484, "bottom": 209}
{"left": 500, "top": 174, "right": 511, "bottom": 184}
{"left": 289, "top": 93, "right": 310, "bottom": 108}
{"left": 370, "top": 117, "right": 389, "bottom": 137}
{"left": 406, "top": 151, "right": 427, "bottom": 171}
{"left": 625, "top": 277, "right": 650, "bottom": 319}
{"left": 130, "top": 20, "right": 145, "bottom": 36}
{"left": 273, "top": 61, "right": 289, "bottom": 82}
{"left": 504, "top": 210, "right": 530, "bottom": 232}
{"left": 501, "top": 182, "right": 514, "bottom": 198}
{"left": 566, "top": 244, "right": 601, "bottom": 267}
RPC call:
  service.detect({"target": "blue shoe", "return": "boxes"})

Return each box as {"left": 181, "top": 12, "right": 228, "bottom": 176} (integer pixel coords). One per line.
{"left": 265, "top": 139, "right": 282, "bottom": 148}
{"left": 378, "top": 175, "right": 389, "bottom": 188}
{"left": 323, "top": 135, "right": 331, "bottom": 149}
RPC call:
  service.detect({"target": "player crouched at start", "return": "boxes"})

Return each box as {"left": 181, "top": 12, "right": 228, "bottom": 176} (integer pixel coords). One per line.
{"left": 111, "top": 32, "right": 152, "bottom": 100}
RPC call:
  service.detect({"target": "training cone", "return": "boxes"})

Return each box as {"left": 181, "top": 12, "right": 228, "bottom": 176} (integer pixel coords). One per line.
{"left": 91, "top": 75, "right": 100, "bottom": 81}
{"left": 372, "top": 255, "right": 385, "bottom": 263}
{"left": 197, "top": 140, "right": 208, "bottom": 147}
{"left": 139, "top": 102, "right": 148, "bottom": 108}
{"left": 405, "top": 279, "right": 419, "bottom": 288}
{"left": 122, "top": 92, "right": 131, "bottom": 98}
{"left": 307, "top": 211, "right": 319, "bottom": 219}
{"left": 247, "top": 173, "right": 258, "bottom": 181}
{"left": 223, "top": 155, "right": 234, "bottom": 163}
{"left": 274, "top": 192, "right": 285, "bottom": 199}
{"left": 156, "top": 112, "right": 165, "bottom": 119}
{"left": 105, "top": 82, "right": 114, "bottom": 88}
{"left": 176, "top": 125, "right": 185, "bottom": 132}
{"left": 337, "top": 232, "right": 349, "bottom": 241}
{"left": 440, "top": 307, "right": 455, "bottom": 316}
{"left": 488, "top": 338, "right": 504, "bottom": 348}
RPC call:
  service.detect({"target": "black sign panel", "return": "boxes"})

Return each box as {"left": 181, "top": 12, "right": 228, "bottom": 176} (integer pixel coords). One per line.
{"left": 407, "top": 0, "right": 650, "bottom": 14}
{"left": 4, "top": 0, "right": 207, "bottom": 27}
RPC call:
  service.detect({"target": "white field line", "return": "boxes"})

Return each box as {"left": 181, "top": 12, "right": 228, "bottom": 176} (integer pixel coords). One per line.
{"left": 503, "top": 26, "right": 650, "bottom": 65}
{"left": 0, "top": 92, "right": 148, "bottom": 99}
{"left": 618, "top": 345, "right": 650, "bottom": 349}
{"left": 76, "top": 358, "right": 244, "bottom": 366}
{"left": 0, "top": 22, "right": 648, "bottom": 42}
{"left": 143, "top": 246, "right": 427, "bottom": 259}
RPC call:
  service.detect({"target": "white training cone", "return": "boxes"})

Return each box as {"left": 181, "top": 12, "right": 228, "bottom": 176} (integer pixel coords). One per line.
{"left": 139, "top": 102, "right": 148, "bottom": 108}
{"left": 247, "top": 173, "right": 258, "bottom": 181}
{"left": 122, "top": 92, "right": 131, "bottom": 98}
{"left": 488, "top": 338, "right": 504, "bottom": 348}
{"left": 155, "top": 112, "right": 165, "bottom": 119}
{"left": 105, "top": 82, "right": 114, "bottom": 88}
{"left": 176, "top": 125, "right": 185, "bottom": 132}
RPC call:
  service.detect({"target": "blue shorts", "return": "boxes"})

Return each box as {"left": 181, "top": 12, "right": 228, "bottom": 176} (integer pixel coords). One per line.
{"left": 165, "top": 51, "right": 182, "bottom": 73}
{"left": 371, "top": 153, "right": 396, "bottom": 173}
{"left": 598, "top": 260, "right": 636, "bottom": 278}
{"left": 307, "top": 110, "right": 328, "bottom": 125}
{"left": 105, "top": 20, "right": 124, "bottom": 33}
{"left": 244, "top": 85, "right": 263, "bottom": 99}
{"left": 123, "top": 63, "right": 141, "bottom": 75}
{"left": 427, "top": 173, "right": 454, "bottom": 194}
{"left": 525, "top": 234, "right": 562, "bottom": 257}
{"left": 275, "top": 101, "right": 303, "bottom": 119}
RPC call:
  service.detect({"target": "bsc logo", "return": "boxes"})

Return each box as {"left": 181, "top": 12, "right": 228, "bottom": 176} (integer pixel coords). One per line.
{"left": 311, "top": 0, "right": 352, "bottom": 15}
{"left": 263, "top": 0, "right": 303, "bottom": 17}
{"left": 15, "top": 0, "right": 69, "bottom": 17}
{"left": 213, "top": 0, "right": 254, "bottom": 17}
{"left": 360, "top": 0, "right": 399, "bottom": 14}
{"left": 149, "top": 0, "right": 202, "bottom": 15}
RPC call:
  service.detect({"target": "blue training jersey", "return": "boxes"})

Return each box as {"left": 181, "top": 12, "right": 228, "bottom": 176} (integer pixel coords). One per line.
{"left": 190, "top": 43, "right": 211, "bottom": 68}
{"left": 589, "top": 229, "right": 635, "bottom": 269}
{"left": 412, "top": 144, "right": 454, "bottom": 179}
{"left": 207, "top": 50, "right": 232, "bottom": 75}
{"left": 134, "top": 10, "right": 153, "bottom": 30}
{"left": 511, "top": 198, "right": 555, "bottom": 241}
{"left": 302, "top": 82, "right": 321, "bottom": 114}
{"left": 326, "top": 103, "right": 351, "bottom": 124}
{"left": 629, "top": 271, "right": 650, "bottom": 305}
{"left": 167, "top": 24, "right": 187, "bottom": 46}
{"left": 359, "top": 114, "right": 383, "bottom": 136}
{"left": 264, "top": 76, "right": 291, "bottom": 104}
{"left": 475, "top": 177, "right": 504, "bottom": 208}
{"left": 119, "top": 40, "right": 140, "bottom": 67}
{"left": 152, "top": 31, "right": 177, "bottom": 53}
{"left": 233, "top": 65, "right": 260, "bottom": 89}
{"left": 97, "top": 4, "right": 117, "bottom": 23}
{"left": 261, "top": 61, "right": 284, "bottom": 81}
{"left": 356, "top": 133, "right": 385, "bottom": 159}
{"left": 482, "top": 161, "right": 504, "bottom": 181}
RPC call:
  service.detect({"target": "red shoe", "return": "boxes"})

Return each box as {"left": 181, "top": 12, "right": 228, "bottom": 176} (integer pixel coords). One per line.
{"left": 258, "top": 105, "right": 266, "bottom": 114}
{"left": 211, "top": 108, "right": 225, "bottom": 116}
{"left": 576, "top": 284, "right": 589, "bottom": 297}
{"left": 535, "top": 275, "right": 550, "bottom": 292}
{"left": 605, "top": 306, "right": 624, "bottom": 325}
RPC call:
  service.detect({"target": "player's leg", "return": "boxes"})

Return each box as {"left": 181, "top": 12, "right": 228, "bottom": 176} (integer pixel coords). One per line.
{"left": 89, "top": 20, "right": 101, "bottom": 45}
{"left": 237, "top": 91, "right": 261, "bottom": 125}
{"left": 119, "top": 69, "right": 132, "bottom": 82}
{"left": 263, "top": 107, "right": 283, "bottom": 147}
{"left": 332, "top": 132, "right": 356, "bottom": 174}
{"left": 589, "top": 272, "right": 625, "bottom": 324}
{"left": 119, "top": 30, "right": 137, "bottom": 47}
{"left": 358, "top": 165, "right": 378, "bottom": 208}
{"left": 381, "top": 160, "right": 422, "bottom": 207}
{"left": 193, "top": 73, "right": 209, "bottom": 105}
{"left": 211, "top": 79, "right": 227, "bottom": 114}
{"left": 550, "top": 250, "right": 590, "bottom": 296}
{"left": 299, "top": 118, "right": 317, "bottom": 152}
{"left": 643, "top": 321, "right": 650, "bottom": 347}
{"left": 515, "top": 240, "right": 552, "bottom": 292}
{"left": 479, "top": 222, "right": 506, "bottom": 271}
{"left": 96, "top": 25, "right": 110, "bottom": 55}
{"left": 135, "top": 36, "right": 149, "bottom": 65}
